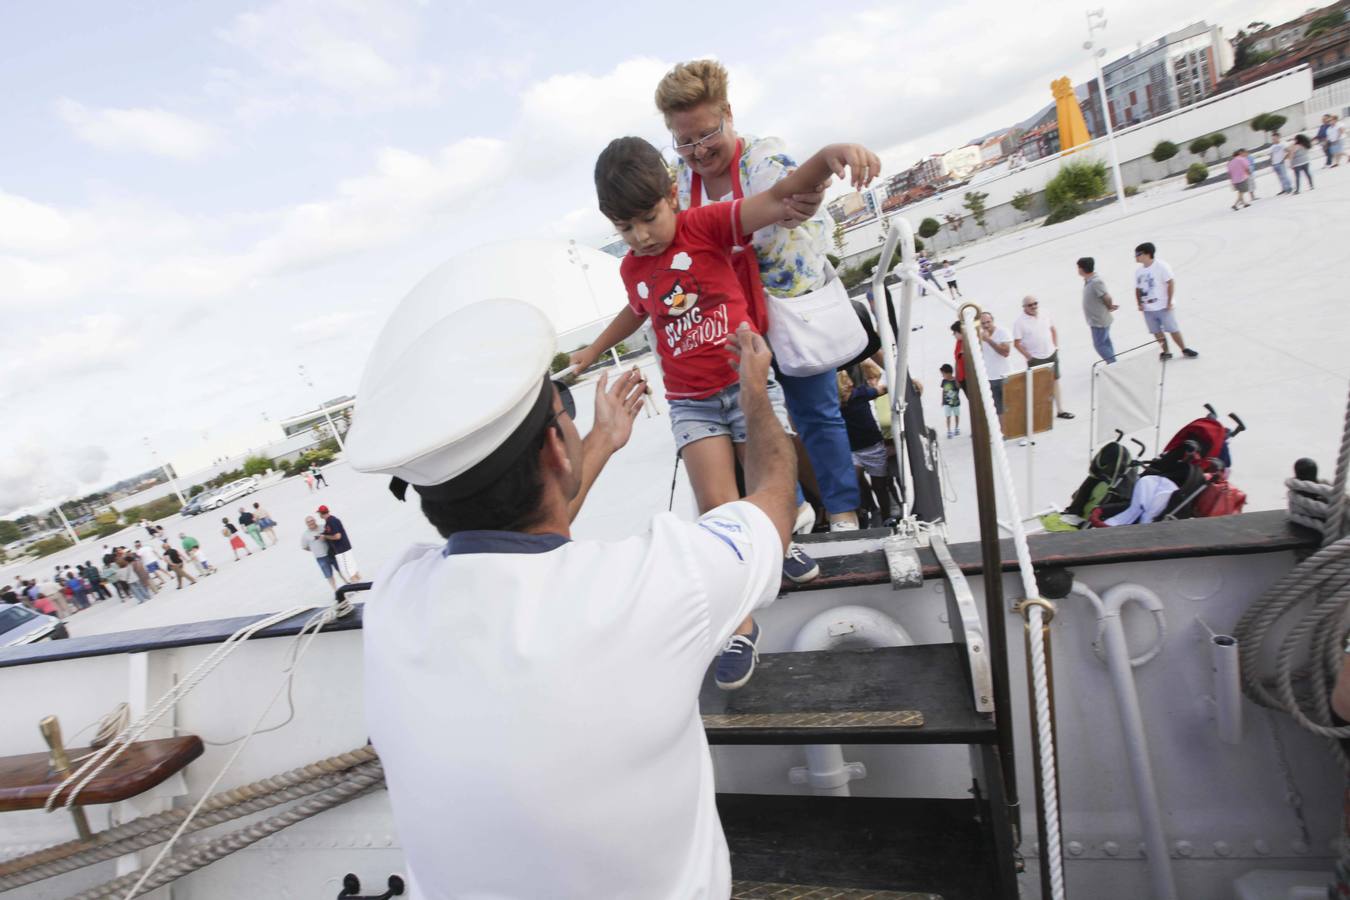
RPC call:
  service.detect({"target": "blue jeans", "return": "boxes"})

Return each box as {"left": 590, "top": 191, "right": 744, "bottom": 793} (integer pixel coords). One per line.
{"left": 1090, "top": 325, "right": 1117, "bottom": 364}
{"left": 777, "top": 369, "right": 861, "bottom": 515}
{"left": 1272, "top": 162, "right": 1292, "bottom": 193}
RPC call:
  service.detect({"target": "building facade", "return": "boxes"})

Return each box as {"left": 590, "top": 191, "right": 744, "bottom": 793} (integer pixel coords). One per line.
{"left": 1101, "top": 22, "right": 1234, "bottom": 127}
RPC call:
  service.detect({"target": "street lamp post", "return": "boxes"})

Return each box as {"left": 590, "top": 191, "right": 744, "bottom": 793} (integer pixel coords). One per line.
{"left": 1086, "top": 8, "right": 1128, "bottom": 212}
{"left": 567, "top": 241, "right": 622, "bottom": 368}
{"left": 298, "top": 365, "right": 346, "bottom": 452}
{"left": 144, "top": 437, "right": 188, "bottom": 506}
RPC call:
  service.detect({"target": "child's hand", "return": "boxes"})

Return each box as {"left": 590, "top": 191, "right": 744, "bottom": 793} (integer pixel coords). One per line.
{"left": 725, "top": 323, "right": 772, "bottom": 389}
{"left": 568, "top": 347, "right": 597, "bottom": 373}
{"left": 825, "top": 144, "right": 882, "bottom": 190}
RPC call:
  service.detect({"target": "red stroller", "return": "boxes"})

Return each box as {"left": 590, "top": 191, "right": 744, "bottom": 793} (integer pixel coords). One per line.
{"left": 1090, "top": 405, "right": 1247, "bottom": 527}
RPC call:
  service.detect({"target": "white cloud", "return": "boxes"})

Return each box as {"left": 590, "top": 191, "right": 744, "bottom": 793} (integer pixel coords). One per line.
{"left": 516, "top": 57, "right": 673, "bottom": 165}
{"left": 56, "top": 99, "right": 220, "bottom": 160}
{"left": 220, "top": 0, "right": 443, "bottom": 109}
{"left": 292, "top": 310, "right": 374, "bottom": 344}
{"left": 1, "top": 314, "right": 142, "bottom": 394}
{"left": 0, "top": 444, "right": 112, "bottom": 517}
{"left": 0, "top": 191, "right": 76, "bottom": 254}
{"left": 249, "top": 137, "right": 510, "bottom": 274}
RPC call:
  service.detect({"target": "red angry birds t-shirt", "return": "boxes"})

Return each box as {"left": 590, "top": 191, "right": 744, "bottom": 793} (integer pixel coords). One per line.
{"left": 620, "top": 200, "right": 760, "bottom": 400}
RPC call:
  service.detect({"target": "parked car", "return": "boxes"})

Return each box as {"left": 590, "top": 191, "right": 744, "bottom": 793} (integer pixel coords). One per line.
{"left": 182, "top": 492, "right": 215, "bottom": 516}
{"left": 203, "top": 478, "right": 258, "bottom": 509}
{"left": 0, "top": 604, "right": 68, "bottom": 647}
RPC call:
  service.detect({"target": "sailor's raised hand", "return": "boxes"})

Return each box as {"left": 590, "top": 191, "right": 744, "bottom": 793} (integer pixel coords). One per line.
{"left": 726, "top": 322, "right": 772, "bottom": 390}
{"left": 590, "top": 367, "right": 646, "bottom": 453}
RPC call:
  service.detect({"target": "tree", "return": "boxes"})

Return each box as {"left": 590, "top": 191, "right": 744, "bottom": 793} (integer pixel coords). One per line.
{"left": 1186, "top": 162, "right": 1210, "bottom": 185}
{"left": 1041, "top": 159, "right": 1110, "bottom": 225}
{"left": 1305, "top": 11, "right": 1346, "bottom": 39}
{"left": 242, "top": 455, "right": 272, "bottom": 477}
{"left": 1189, "top": 135, "right": 1213, "bottom": 158}
{"left": 942, "top": 212, "right": 965, "bottom": 241}
{"left": 1151, "top": 140, "right": 1179, "bottom": 163}
{"left": 1252, "top": 113, "right": 1286, "bottom": 141}
{"left": 832, "top": 220, "right": 847, "bottom": 257}
{"left": 918, "top": 217, "right": 941, "bottom": 239}
{"left": 962, "top": 191, "right": 989, "bottom": 232}
{"left": 1208, "top": 133, "right": 1227, "bottom": 157}
{"left": 0, "top": 520, "right": 20, "bottom": 544}
{"left": 1010, "top": 189, "right": 1035, "bottom": 219}
{"left": 550, "top": 351, "right": 572, "bottom": 374}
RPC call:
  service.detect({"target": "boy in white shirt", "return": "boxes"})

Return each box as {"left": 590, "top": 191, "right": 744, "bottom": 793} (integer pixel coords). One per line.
{"left": 1133, "top": 242, "right": 1198, "bottom": 361}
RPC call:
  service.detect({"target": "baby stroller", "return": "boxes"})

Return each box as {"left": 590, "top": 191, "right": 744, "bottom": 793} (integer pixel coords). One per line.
{"left": 1091, "top": 405, "right": 1247, "bottom": 527}
{"left": 1040, "top": 430, "right": 1145, "bottom": 532}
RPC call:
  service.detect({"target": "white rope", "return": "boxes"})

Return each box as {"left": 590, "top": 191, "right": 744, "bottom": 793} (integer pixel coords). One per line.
{"left": 119, "top": 599, "right": 352, "bottom": 899}
{"left": 45, "top": 605, "right": 312, "bottom": 812}
{"left": 960, "top": 304, "right": 1065, "bottom": 900}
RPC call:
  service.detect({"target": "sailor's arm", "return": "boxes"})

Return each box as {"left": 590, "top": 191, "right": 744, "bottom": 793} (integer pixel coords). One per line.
{"left": 731, "top": 323, "right": 796, "bottom": 551}
{"left": 567, "top": 369, "right": 647, "bottom": 522}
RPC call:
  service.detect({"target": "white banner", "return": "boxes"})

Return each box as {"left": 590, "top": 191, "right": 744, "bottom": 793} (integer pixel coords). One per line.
{"left": 1091, "top": 348, "right": 1162, "bottom": 450}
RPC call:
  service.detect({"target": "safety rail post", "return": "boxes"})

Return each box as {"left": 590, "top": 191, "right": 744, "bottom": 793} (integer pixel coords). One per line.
{"left": 959, "top": 305, "right": 1021, "bottom": 844}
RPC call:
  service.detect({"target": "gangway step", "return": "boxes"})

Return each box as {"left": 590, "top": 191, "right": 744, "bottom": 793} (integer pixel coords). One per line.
{"left": 701, "top": 645, "right": 993, "bottom": 745}
{"left": 721, "top": 793, "right": 998, "bottom": 900}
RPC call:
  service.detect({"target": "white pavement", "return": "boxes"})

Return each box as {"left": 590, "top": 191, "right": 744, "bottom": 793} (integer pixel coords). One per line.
{"left": 8, "top": 161, "right": 1349, "bottom": 638}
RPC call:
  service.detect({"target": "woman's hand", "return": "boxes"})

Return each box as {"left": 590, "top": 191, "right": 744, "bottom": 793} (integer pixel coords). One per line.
{"left": 780, "top": 176, "right": 830, "bottom": 228}
{"left": 824, "top": 145, "right": 882, "bottom": 190}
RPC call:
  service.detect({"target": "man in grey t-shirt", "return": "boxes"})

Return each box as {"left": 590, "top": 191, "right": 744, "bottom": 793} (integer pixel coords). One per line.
{"left": 1077, "top": 256, "right": 1118, "bottom": 363}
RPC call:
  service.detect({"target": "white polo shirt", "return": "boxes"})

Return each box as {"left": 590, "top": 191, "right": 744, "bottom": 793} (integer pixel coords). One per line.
{"left": 363, "top": 500, "right": 782, "bottom": 899}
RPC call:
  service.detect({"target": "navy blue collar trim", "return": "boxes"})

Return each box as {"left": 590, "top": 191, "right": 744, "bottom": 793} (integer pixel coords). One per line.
{"left": 442, "top": 530, "right": 570, "bottom": 557}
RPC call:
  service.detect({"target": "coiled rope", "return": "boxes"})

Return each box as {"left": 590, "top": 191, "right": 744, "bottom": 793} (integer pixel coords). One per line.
{"left": 1234, "top": 384, "right": 1350, "bottom": 774}
{"left": 959, "top": 303, "right": 1065, "bottom": 900}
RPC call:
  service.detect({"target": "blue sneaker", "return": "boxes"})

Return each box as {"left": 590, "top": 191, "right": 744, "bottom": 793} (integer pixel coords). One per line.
{"left": 715, "top": 620, "right": 761, "bottom": 690}
{"left": 782, "top": 543, "right": 820, "bottom": 584}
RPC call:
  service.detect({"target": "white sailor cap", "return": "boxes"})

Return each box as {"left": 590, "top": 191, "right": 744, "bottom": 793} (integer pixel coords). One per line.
{"left": 346, "top": 297, "right": 560, "bottom": 501}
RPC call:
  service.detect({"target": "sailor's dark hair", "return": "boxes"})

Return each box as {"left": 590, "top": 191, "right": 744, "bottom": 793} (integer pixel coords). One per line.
{"left": 1077, "top": 257, "right": 1095, "bottom": 273}
{"left": 595, "top": 137, "right": 673, "bottom": 222}
{"left": 418, "top": 438, "right": 549, "bottom": 538}
{"left": 1134, "top": 242, "right": 1156, "bottom": 257}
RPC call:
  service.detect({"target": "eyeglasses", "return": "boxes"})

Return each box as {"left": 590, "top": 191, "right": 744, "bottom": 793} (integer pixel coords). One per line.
{"left": 1024, "top": 303, "right": 1039, "bottom": 308}
{"left": 672, "top": 119, "right": 725, "bottom": 155}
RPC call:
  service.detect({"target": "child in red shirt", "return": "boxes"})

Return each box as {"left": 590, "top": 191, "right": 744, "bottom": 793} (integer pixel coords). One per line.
{"left": 572, "top": 136, "right": 879, "bottom": 689}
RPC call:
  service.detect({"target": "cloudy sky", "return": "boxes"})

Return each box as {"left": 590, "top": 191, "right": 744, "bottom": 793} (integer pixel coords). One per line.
{"left": 0, "top": 0, "right": 1308, "bottom": 515}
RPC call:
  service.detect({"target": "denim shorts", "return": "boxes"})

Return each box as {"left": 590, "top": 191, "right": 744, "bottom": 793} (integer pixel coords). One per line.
{"left": 669, "top": 379, "right": 795, "bottom": 452}
{"left": 315, "top": 556, "right": 336, "bottom": 578}
{"left": 1143, "top": 308, "right": 1179, "bottom": 334}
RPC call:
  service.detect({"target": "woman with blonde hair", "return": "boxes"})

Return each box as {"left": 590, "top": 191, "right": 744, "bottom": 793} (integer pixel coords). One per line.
{"left": 654, "top": 59, "right": 870, "bottom": 686}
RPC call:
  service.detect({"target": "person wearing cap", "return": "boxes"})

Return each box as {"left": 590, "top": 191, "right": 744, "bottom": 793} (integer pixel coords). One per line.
{"left": 349, "top": 295, "right": 797, "bottom": 898}
{"left": 316, "top": 505, "right": 358, "bottom": 581}
{"left": 301, "top": 515, "right": 346, "bottom": 590}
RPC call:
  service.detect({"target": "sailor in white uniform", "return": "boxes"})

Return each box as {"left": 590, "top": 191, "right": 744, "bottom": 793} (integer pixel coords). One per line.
{"left": 347, "top": 297, "right": 797, "bottom": 898}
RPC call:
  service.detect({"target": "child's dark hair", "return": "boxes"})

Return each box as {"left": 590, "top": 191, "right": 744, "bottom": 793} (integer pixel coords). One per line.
{"left": 595, "top": 137, "right": 672, "bottom": 222}
{"left": 1295, "top": 134, "right": 1312, "bottom": 148}
{"left": 1077, "top": 256, "right": 1095, "bottom": 273}
{"left": 1135, "top": 241, "right": 1155, "bottom": 257}
{"left": 940, "top": 363, "right": 953, "bottom": 375}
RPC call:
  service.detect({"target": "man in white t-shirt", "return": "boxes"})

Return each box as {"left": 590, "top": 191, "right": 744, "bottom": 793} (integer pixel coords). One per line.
{"left": 977, "top": 310, "right": 1013, "bottom": 419}
{"left": 347, "top": 296, "right": 797, "bottom": 899}
{"left": 1133, "top": 241, "right": 1197, "bottom": 361}
{"left": 1013, "top": 296, "right": 1074, "bottom": 419}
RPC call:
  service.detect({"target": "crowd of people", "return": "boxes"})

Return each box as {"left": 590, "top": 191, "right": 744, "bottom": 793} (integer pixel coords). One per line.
{"left": 1228, "top": 115, "right": 1343, "bottom": 204}
{"left": 943, "top": 240, "right": 1198, "bottom": 446}
{"left": 1, "top": 468, "right": 357, "bottom": 621}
